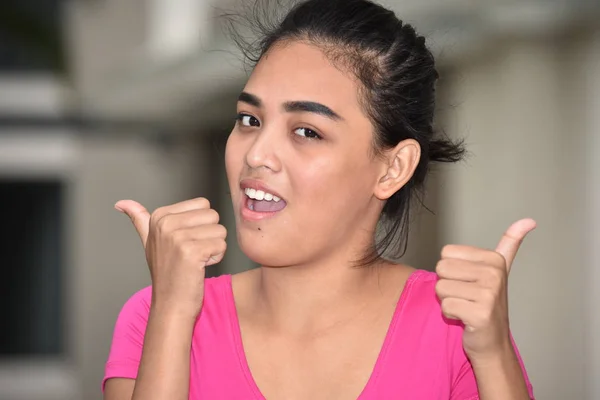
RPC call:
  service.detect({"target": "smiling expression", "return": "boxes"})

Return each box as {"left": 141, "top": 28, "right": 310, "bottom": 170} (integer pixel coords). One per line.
{"left": 225, "top": 41, "right": 398, "bottom": 267}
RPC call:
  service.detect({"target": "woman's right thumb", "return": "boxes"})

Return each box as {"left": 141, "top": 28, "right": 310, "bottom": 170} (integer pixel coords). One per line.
{"left": 115, "top": 200, "right": 151, "bottom": 247}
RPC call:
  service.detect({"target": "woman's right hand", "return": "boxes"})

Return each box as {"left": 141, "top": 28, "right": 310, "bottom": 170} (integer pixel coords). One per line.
{"left": 115, "top": 197, "right": 227, "bottom": 319}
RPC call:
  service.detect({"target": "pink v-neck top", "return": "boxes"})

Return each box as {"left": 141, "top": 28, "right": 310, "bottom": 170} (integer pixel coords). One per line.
{"left": 103, "top": 269, "right": 535, "bottom": 399}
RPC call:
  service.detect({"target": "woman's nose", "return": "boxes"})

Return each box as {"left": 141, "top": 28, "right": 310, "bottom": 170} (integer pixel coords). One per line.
{"left": 245, "top": 126, "right": 283, "bottom": 172}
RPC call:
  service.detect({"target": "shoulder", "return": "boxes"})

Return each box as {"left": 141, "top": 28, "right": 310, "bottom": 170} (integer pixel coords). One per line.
{"left": 396, "top": 269, "right": 466, "bottom": 349}
{"left": 406, "top": 268, "right": 438, "bottom": 288}
{"left": 385, "top": 269, "right": 471, "bottom": 383}
{"left": 402, "top": 269, "right": 460, "bottom": 325}
{"left": 402, "top": 269, "right": 440, "bottom": 309}
{"left": 115, "top": 286, "right": 153, "bottom": 324}
{"left": 105, "top": 286, "right": 153, "bottom": 373}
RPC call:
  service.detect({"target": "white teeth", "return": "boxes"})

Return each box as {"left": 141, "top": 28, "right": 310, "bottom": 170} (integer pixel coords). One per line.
{"left": 244, "top": 187, "right": 282, "bottom": 202}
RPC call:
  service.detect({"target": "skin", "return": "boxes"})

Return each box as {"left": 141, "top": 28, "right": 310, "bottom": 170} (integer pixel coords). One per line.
{"left": 104, "top": 41, "right": 533, "bottom": 400}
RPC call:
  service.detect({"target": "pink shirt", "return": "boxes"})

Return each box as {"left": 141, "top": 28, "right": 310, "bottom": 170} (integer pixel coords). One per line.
{"left": 103, "top": 269, "right": 535, "bottom": 399}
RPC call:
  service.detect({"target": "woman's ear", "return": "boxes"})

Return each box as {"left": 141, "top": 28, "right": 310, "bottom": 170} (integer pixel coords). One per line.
{"left": 374, "top": 139, "right": 421, "bottom": 200}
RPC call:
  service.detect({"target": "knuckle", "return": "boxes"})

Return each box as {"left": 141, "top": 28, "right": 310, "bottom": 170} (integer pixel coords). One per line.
{"left": 170, "top": 228, "right": 186, "bottom": 244}
{"left": 216, "top": 239, "right": 227, "bottom": 254}
{"left": 215, "top": 224, "right": 228, "bottom": 238}
{"left": 150, "top": 207, "right": 166, "bottom": 223}
{"left": 199, "top": 239, "right": 227, "bottom": 262}
{"left": 441, "top": 297, "right": 453, "bottom": 311}
{"left": 491, "top": 251, "right": 507, "bottom": 267}
{"left": 196, "top": 247, "right": 210, "bottom": 261}
{"left": 440, "top": 244, "right": 455, "bottom": 257}
{"left": 434, "top": 279, "right": 446, "bottom": 296}
{"left": 208, "top": 237, "right": 227, "bottom": 253}
{"left": 486, "top": 267, "right": 504, "bottom": 285}
{"left": 156, "top": 214, "right": 173, "bottom": 232}
{"left": 196, "top": 197, "right": 210, "bottom": 209}
{"left": 206, "top": 209, "right": 220, "bottom": 224}
{"left": 441, "top": 298, "right": 456, "bottom": 318}
{"left": 435, "top": 259, "right": 447, "bottom": 275}
{"left": 197, "top": 208, "right": 219, "bottom": 224}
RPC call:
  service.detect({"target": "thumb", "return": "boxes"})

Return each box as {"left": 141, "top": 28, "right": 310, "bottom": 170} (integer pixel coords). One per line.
{"left": 115, "top": 200, "right": 151, "bottom": 247}
{"left": 495, "top": 218, "right": 537, "bottom": 274}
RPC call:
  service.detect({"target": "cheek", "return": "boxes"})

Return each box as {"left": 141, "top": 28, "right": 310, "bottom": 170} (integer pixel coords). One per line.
{"left": 292, "top": 154, "right": 371, "bottom": 215}
{"left": 291, "top": 157, "right": 333, "bottom": 202}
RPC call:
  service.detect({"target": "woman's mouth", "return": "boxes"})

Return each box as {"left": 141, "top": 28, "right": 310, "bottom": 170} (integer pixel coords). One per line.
{"left": 241, "top": 187, "right": 287, "bottom": 221}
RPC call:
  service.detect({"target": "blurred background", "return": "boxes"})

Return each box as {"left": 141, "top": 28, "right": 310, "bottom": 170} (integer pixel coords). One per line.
{"left": 0, "top": 0, "right": 598, "bottom": 399}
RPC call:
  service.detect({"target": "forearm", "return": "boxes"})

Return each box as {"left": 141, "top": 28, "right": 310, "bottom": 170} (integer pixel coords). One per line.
{"left": 472, "top": 347, "right": 530, "bottom": 400}
{"left": 132, "top": 307, "right": 196, "bottom": 400}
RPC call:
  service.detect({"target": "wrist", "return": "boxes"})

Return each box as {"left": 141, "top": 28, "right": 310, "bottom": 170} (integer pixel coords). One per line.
{"left": 150, "top": 301, "right": 201, "bottom": 323}
{"left": 470, "top": 346, "right": 530, "bottom": 400}
{"left": 469, "top": 340, "right": 516, "bottom": 370}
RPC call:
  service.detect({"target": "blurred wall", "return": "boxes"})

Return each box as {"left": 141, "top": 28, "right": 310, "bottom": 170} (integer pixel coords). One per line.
{"left": 70, "top": 134, "right": 210, "bottom": 400}
{"left": 65, "top": 0, "right": 148, "bottom": 97}
{"left": 582, "top": 29, "right": 600, "bottom": 400}
{"left": 438, "top": 31, "right": 599, "bottom": 399}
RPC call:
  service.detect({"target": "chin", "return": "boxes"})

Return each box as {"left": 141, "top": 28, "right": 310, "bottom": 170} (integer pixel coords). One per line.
{"left": 235, "top": 229, "right": 298, "bottom": 267}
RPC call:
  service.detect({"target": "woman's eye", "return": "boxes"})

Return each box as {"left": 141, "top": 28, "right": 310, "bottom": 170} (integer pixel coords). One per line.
{"left": 294, "top": 127, "right": 322, "bottom": 140}
{"left": 237, "top": 113, "right": 260, "bottom": 127}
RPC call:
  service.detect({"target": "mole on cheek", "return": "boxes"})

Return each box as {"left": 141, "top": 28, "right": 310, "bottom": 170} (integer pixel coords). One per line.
{"left": 258, "top": 227, "right": 261, "bottom": 231}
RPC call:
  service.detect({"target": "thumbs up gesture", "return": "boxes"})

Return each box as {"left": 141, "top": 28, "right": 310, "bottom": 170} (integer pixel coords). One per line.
{"left": 435, "top": 219, "right": 536, "bottom": 363}
{"left": 115, "top": 198, "right": 227, "bottom": 319}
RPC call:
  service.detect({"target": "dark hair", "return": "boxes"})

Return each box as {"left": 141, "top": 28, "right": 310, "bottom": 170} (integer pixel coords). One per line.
{"left": 224, "top": 0, "right": 466, "bottom": 265}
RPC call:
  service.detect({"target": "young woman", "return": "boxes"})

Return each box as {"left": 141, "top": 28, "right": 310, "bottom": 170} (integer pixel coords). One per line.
{"left": 103, "top": 0, "right": 536, "bottom": 399}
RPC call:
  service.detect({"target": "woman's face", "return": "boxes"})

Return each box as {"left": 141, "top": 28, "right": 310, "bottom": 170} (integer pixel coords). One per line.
{"left": 225, "top": 41, "right": 390, "bottom": 267}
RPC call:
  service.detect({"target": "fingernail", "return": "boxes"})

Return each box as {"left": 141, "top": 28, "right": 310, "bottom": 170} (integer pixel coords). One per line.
{"left": 114, "top": 202, "right": 125, "bottom": 213}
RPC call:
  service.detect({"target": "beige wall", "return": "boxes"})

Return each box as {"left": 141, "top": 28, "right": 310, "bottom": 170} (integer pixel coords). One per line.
{"left": 437, "top": 31, "right": 600, "bottom": 398}
{"left": 70, "top": 134, "right": 210, "bottom": 399}
{"left": 65, "top": 0, "right": 148, "bottom": 96}
{"left": 581, "top": 29, "right": 600, "bottom": 400}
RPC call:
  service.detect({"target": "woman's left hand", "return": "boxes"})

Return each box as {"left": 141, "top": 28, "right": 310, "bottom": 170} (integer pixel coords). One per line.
{"left": 435, "top": 218, "right": 537, "bottom": 364}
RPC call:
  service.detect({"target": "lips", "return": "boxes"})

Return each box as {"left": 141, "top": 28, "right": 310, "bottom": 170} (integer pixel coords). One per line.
{"left": 240, "top": 179, "right": 285, "bottom": 202}
{"left": 239, "top": 179, "right": 287, "bottom": 221}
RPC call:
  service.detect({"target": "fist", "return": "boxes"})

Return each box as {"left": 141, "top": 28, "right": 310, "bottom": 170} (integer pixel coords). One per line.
{"left": 115, "top": 198, "right": 227, "bottom": 318}
{"left": 435, "top": 219, "right": 536, "bottom": 363}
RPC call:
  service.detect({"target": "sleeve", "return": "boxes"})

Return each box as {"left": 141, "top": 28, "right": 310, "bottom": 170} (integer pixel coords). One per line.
{"left": 102, "top": 286, "right": 152, "bottom": 392}
{"left": 450, "top": 333, "right": 535, "bottom": 400}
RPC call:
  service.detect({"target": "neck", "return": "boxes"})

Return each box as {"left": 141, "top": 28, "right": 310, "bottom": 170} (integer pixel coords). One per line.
{"left": 250, "top": 255, "right": 399, "bottom": 336}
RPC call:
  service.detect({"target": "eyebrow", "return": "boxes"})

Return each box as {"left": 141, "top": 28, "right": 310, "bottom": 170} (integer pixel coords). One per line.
{"left": 238, "top": 92, "right": 262, "bottom": 108}
{"left": 237, "top": 91, "right": 343, "bottom": 121}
